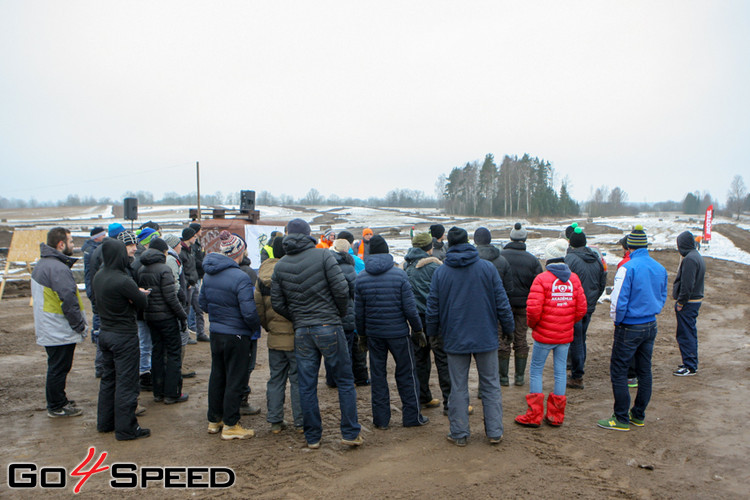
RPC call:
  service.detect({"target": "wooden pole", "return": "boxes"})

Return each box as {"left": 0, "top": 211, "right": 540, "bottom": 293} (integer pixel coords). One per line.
{"left": 196, "top": 161, "right": 201, "bottom": 221}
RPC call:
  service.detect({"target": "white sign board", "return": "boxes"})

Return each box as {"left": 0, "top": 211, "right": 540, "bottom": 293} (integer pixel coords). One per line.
{"left": 244, "top": 225, "right": 285, "bottom": 269}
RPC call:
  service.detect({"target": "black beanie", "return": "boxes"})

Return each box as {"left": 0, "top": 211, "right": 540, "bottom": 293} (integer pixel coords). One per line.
{"left": 287, "top": 218, "right": 311, "bottom": 235}
{"left": 369, "top": 235, "right": 389, "bottom": 254}
{"left": 569, "top": 227, "right": 587, "bottom": 248}
{"left": 473, "top": 227, "right": 491, "bottom": 245}
{"left": 149, "top": 237, "right": 169, "bottom": 253}
{"left": 189, "top": 222, "right": 201, "bottom": 233}
{"left": 90, "top": 226, "right": 105, "bottom": 237}
{"left": 565, "top": 222, "right": 579, "bottom": 240}
{"left": 447, "top": 226, "right": 469, "bottom": 247}
{"left": 272, "top": 234, "right": 286, "bottom": 259}
{"left": 337, "top": 230, "right": 354, "bottom": 244}
{"left": 181, "top": 227, "right": 197, "bottom": 241}
{"left": 429, "top": 224, "right": 445, "bottom": 239}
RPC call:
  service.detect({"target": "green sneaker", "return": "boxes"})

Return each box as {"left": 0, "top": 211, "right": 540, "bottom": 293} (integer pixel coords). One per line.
{"left": 597, "top": 415, "right": 630, "bottom": 431}
{"left": 628, "top": 412, "right": 645, "bottom": 427}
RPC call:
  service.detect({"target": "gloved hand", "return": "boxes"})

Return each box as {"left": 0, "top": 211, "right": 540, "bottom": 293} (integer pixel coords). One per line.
{"left": 180, "top": 318, "right": 188, "bottom": 332}
{"left": 411, "top": 330, "right": 427, "bottom": 348}
{"left": 357, "top": 334, "right": 368, "bottom": 354}
{"left": 501, "top": 330, "right": 513, "bottom": 343}
{"left": 91, "top": 330, "right": 99, "bottom": 344}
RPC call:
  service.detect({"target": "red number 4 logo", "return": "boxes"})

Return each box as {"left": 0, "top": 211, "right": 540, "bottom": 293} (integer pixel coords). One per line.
{"left": 70, "top": 447, "right": 109, "bottom": 494}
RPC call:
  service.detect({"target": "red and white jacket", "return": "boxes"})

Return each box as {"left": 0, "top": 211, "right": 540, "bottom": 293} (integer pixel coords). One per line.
{"left": 526, "top": 263, "right": 587, "bottom": 344}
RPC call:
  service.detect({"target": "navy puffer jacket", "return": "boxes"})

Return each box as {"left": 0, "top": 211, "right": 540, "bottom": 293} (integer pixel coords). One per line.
{"left": 426, "top": 244, "right": 514, "bottom": 354}
{"left": 355, "top": 253, "right": 422, "bottom": 338}
{"left": 199, "top": 253, "right": 260, "bottom": 336}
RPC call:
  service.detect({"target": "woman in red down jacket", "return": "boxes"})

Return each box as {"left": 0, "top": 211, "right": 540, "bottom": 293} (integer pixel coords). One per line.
{"left": 516, "top": 239, "right": 587, "bottom": 428}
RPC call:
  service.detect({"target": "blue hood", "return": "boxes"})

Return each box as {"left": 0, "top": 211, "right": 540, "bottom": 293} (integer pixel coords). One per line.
{"left": 364, "top": 253, "right": 394, "bottom": 275}
{"left": 546, "top": 262, "right": 572, "bottom": 282}
{"left": 202, "top": 252, "right": 240, "bottom": 275}
{"left": 444, "top": 243, "right": 480, "bottom": 268}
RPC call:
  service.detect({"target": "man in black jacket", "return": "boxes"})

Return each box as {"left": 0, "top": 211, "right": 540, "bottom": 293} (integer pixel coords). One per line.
{"left": 187, "top": 223, "right": 208, "bottom": 342}
{"left": 271, "top": 218, "right": 362, "bottom": 449}
{"left": 499, "top": 223, "right": 543, "bottom": 386}
{"left": 672, "top": 231, "right": 705, "bottom": 376}
{"left": 93, "top": 239, "right": 150, "bottom": 440}
{"left": 564, "top": 228, "right": 607, "bottom": 389}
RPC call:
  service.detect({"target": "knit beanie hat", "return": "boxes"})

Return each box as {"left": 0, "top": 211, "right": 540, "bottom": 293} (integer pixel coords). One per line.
{"left": 181, "top": 227, "right": 197, "bottom": 241}
{"left": 509, "top": 222, "right": 528, "bottom": 241}
{"left": 324, "top": 228, "right": 335, "bottom": 241}
{"left": 362, "top": 228, "right": 374, "bottom": 237}
{"left": 618, "top": 236, "right": 629, "bottom": 250}
{"left": 565, "top": 222, "right": 579, "bottom": 240}
{"left": 429, "top": 224, "right": 445, "bottom": 239}
{"left": 369, "top": 235, "right": 389, "bottom": 254}
{"left": 219, "top": 230, "right": 246, "bottom": 259}
{"left": 137, "top": 227, "right": 158, "bottom": 245}
{"left": 545, "top": 239, "right": 569, "bottom": 261}
{"left": 108, "top": 223, "right": 125, "bottom": 238}
{"left": 569, "top": 227, "right": 587, "bottom": 248}
{"left": 333, "top": 238, "right": 351, "bottom": 254}
{"left": 473, "top": 227, "right": 492, "bottom": 245}
{"left": 189, "top": 222, "right": 201, "bottom": 233}
{"left": 287, "top": 218, "right": 311, "bottom": 235}
{"left": 90, "top": 227, "right": 106, "bottom": 238}
{"left": 163, "top": 234, "right": 181, "bottom": 249}
{"left": 627, "top": 224, "right": 649, "bottom": 248}
{"left": 148, "top": 237, "right": 169, "bottom": 253}
{"left": 412, "top": 232, "right": 433, "bottom": 250}
{"left": 337, "top": 230, "right": 354, "bottom": 244}
{"left": 117, "top": 230, "right": 138, "bottom": 246}
{"left": 447, "top": 226, "right": 469, "bottom": 247}
{"left": 272, "top": 234, "right": 286, "bottom": 258}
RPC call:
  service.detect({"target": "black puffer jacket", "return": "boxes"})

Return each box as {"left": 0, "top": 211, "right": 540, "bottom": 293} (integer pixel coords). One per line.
{"left": 137, "top": 248, "right": 187, "bottom": 323}
{"left": 179, "top": 243, "right": 199, "bottom": 286}
{"left": 333, "top": 250, "right": 357, "bottom": 331}
{"left": 500, "top": 241, "right": 543, "bottom": 308}
{"left": 271, "top": 234, "right": 349, "bottom": 329}
{"left": 673, "top": 231, "right": 705, "bottom": 304}
{"left": 93, "top": 239, "right": 148, "bottom": 335}
{"left": 565, "top": 246, "right": 607, "bottom": 313}
{"left": 476, "top": 244, "right": 514, "bottom": 296}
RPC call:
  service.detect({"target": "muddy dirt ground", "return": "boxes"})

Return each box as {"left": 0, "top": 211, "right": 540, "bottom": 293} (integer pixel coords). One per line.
{"left": 1, "top": 245, "right": 748, "bottom": 498}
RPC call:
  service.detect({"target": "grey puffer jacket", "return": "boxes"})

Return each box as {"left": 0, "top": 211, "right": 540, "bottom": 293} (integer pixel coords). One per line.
{"left": 271, "top": 234, "right": 349, "bottom": 329}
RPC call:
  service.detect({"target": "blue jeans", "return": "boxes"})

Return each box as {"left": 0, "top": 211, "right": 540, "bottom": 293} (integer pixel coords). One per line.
{"left": 610, "top": 322, "right": 657, "bottom": 424}
{"left": 368, "top": 336, "right": 426, "bottom": 427}
{"left": 529, "top": 341, "right": 570, "bottom": 395}
{"left": 295, "top": 325, "right": 360, "bottom": 444}
{"left": 446, "top": 350, "right": 503, "bottom": 440}
{"left": 675, "top": 302, "right": 701, "bottom": 372}
{"left": 188, "top": 282, "right": 205, "bottom": 335}
{"left": 137, "top": 320, "right": 152, "bottom": 374}
{"left": 266, "top": 349, "right": 303, "bottom": 428}
{"left": 569, "top": 311, "right": 592, "bottom": 379}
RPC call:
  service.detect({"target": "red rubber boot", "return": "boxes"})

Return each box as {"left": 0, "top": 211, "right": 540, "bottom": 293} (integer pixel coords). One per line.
{"left": 514, "top": 393, "right": 544, "bottom": 428}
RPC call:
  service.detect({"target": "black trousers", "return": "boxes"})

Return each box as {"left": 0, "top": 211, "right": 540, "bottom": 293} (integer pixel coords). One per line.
{"left": 325, "top": 330, "right": 370, "bottom": 387}
{"left": 416, "top": 335, "right": 451, "bottom": 408}
{"left": 208, "top": 333, "right": 251, "bottom": 427}
{"left": 97, "top": 330, "right": 140, "bottom": 439}
{"left": 242, "top": 338, "right": 258, "bottom": 395}
{"left": 45, "top": 344, "right": 76, "bottom": 411}
{"left": 148, "top": 317, "right": 183, "bottom": 399}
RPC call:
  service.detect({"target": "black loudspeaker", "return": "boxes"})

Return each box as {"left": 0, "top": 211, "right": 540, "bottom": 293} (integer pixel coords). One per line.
{"left": 124, "top": 197, "right": 138, "bottom": 220}
{"left": 240, "top": 190, "right": 256, "bottom": 212}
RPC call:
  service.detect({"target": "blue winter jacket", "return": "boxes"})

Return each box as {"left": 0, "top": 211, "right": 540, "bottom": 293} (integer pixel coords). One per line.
{"left": 199, "top": 253, "right": 260, "bottom": 336}
{"left": 355, "top": 253, "right": 422, "bottom": 338}
{"left": 610, "top": 248, "right": 668, "bottom": 325}
{"left": 426, "top": 243, "right": 515, "bottom": 354}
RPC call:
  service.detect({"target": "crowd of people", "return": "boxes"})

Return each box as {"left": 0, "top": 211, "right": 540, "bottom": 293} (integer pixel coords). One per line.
{"left": 31, "top": 217, "right": 705, "bottom": 446}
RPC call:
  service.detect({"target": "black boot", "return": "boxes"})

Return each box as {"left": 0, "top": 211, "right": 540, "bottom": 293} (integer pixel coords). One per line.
{"left": 139, "top": 372, "right": 153, "bottom": 392}
{"left": 514, "top": 357, "right": 528, "bottom": 386}
{"left": 499, "top": 357, "right": 511, "bottom": 387}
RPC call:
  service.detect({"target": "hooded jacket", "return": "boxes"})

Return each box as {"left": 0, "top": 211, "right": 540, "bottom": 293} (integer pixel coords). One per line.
{"left": 610, "top": 248, "right": 668, "bottom": 325}
{"left": 333, "top": 250, "right": 357, "bottom": 331}
{"left": 526, "top": 262, "right": 588, "bottom": 344}
{"left": 31, "top": 243, "right": 87, "bottom": 346}
{"left": 199, "top": 253, "right": 260, "bottom": 336}
{"left": 137, "top": 248, "right": 187, "bottom": 323}
{"left": 425, "top": 243, "right": 514, "bottom": 354}
{"left": 431, "top": 238, "right": 447, "bottom": 261}
{"left": 355, "top": 253, "right": 422, "bottom": 338}
{"left": 254, "top": 258, "right": 294, "bottom": 350}
{"left": 271, "top": 234, "right": 349, "bottom": 329}
{"left": 500, "top": 241, "right": 543, "bottom": 308}
{"left": 403, "top": 247, "right": 442, "bottom": 314}
{"left": 81, "top": 237, "right": 102, "bottom": 300}
{"left": 673, "top": 231, "right": 705, "bottom": 304}
{"left": 93, "top": 239, "right": 148, "bottom": 335}
{"left": 476, "top": 244, "right": 514, "bottom": 296}
{"left": 564, "top": 246, "right": 607, "bottom": 313}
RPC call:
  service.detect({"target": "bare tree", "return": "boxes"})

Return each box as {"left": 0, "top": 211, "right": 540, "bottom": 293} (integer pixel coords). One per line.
{"left": 727, "top": 175, "right": 747, "bottom": 220}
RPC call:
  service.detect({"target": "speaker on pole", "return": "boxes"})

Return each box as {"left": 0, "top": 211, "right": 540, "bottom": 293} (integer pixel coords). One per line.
{"left": 124, "top": 197, "right": 138, "bottom": 221}
{"left": 240, "top": 190, "right": 256, "bottom": 213}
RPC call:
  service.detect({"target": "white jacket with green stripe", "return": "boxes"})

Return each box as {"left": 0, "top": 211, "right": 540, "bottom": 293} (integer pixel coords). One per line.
{"left": 31, "top": 243, "right": 87, "bottom": 346}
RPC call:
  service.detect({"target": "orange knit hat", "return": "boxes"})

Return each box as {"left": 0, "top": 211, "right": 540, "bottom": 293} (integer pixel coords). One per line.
{"left": 362, "top": 228, "right": 374, "bottom": 237}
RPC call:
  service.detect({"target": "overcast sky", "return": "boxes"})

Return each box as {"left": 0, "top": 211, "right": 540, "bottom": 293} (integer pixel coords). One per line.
{"left": 1, "top": 1, "right": 748, "bottom": 206}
